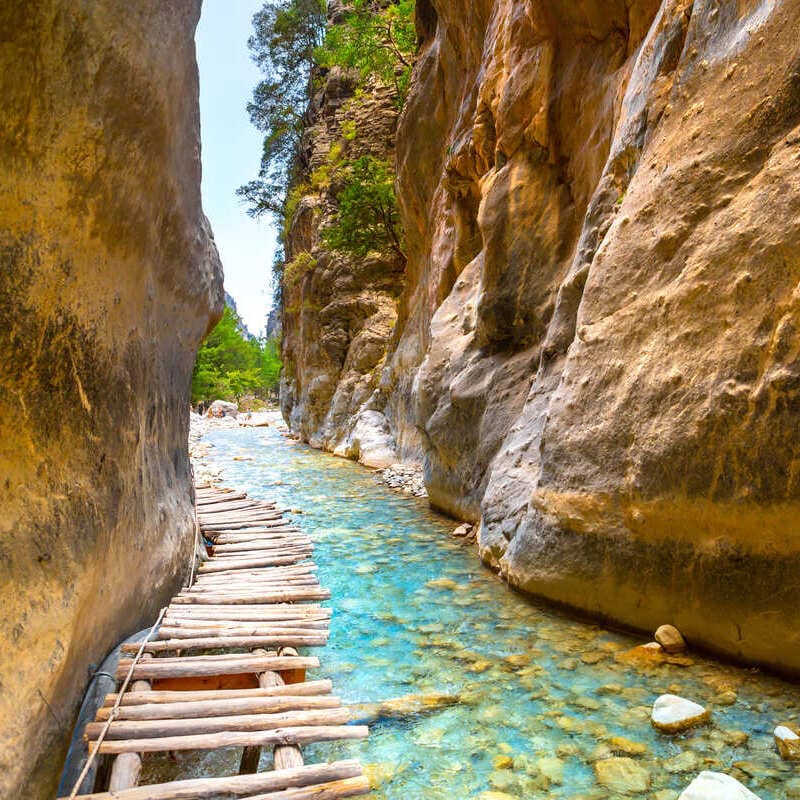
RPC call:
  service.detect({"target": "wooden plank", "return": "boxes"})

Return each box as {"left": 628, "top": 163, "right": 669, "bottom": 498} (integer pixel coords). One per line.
{"left": 127, "top": 635, "right": 328, "bottom": 653}
{"left": 95, "top": 725, "right": 369, "bottom": 754}
{"left": 170, "top": 589, "right": 331, "bottom": 605}
{"left": 199, "top": 556, "right": 310, "bottom": 573}
{"left": 95, "top": 694, "right": 341, "bottom": 721}
{"left": 103, "top": 680, "right": 334, "bottom": 707}
{"left": 114, "top": 654, "right": 319, "bottom": 681}
{"left": 86, "top": 708, "right": 353, "bottom": 741}
{"left": 165, "top": 605, "right": 331, "bottom": 619}
{"left": 243, "top": 776, "right": 370, "bottom": 800}
{"left": 57, "top": 759, "right": 362, "bottom": 800}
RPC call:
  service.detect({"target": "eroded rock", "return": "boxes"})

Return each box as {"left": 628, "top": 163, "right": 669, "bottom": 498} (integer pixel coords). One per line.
{"left": 775, "top": 725, "right": 800, "bottom": 761}
{"left": 0, "top": 2, "right": 222, "bottom": 797}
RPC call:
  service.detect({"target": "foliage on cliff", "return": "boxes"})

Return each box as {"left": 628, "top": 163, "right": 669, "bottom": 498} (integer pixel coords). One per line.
{"left": 240, "top": 0, "right": 415, "bottom": 288}
{"left": 192, "top": 306, "right": 281, "bottom": 403}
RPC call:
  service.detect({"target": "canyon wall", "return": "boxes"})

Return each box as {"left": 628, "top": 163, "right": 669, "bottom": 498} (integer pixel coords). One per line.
{"left": 285, "top": 0, "right": 800, "bottom": 675}
{"left": 281, "top": 66, "right": 405, "bottom": 467}
{"left": 0, "top": 2, "right": 223, "bottom": 797}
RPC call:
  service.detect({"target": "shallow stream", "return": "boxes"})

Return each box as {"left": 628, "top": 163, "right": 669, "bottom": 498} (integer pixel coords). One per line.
{"left": 145, "top": 425, "right": 798, "bottom": 798}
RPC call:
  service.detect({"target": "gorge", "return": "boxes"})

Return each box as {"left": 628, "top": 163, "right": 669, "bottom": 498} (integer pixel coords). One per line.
{"left": 1, "top": 0, "right": 799, "bottom": 797}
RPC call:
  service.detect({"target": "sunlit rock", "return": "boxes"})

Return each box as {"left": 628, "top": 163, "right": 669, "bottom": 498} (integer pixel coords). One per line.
{"left": 677, "top": 771, "right": 761, "bottom": 799}
{"left": 652, "top": 695, "right": 711, "bottom": 734}
{"left": 655, "top": 625, "right": 687, "bottom": 654}
{"left": 775, "top": 725, "right": 800, "bottom": 761}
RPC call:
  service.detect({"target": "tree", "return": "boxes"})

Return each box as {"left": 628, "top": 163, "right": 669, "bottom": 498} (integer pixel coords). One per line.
{"left": 236, "top": 0, "right": 327, "bottom": 220}
{"left": 316, "top": 0, "right": 416, "bottom": 99}
{"left": 191, "top": 306, "right": 282, "bottom": 403}
{"left": 321, "top": 156, "right": 404, "bottom": 258}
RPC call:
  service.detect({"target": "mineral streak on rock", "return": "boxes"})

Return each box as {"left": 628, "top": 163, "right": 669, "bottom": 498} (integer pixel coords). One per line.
{"left": 0, "top": 2, "right": 223, "bottom": 798}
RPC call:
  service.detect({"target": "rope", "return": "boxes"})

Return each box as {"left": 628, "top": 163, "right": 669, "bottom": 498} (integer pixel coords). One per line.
{"left": 68, "top": 461, "right": 204, "bottom": 796}
{"left": 66, "top": 606, "right": 167, "bottom": 799}
{"left": 189, "top": 463, "right": 201, "bottom": 587}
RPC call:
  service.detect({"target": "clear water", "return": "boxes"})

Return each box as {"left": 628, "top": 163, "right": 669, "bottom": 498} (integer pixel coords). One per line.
{"left": 144, "top": 426, "right": 799, "bottom": 799}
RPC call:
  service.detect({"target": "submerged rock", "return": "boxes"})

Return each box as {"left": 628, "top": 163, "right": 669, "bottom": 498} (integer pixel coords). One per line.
{"left": 351, "top": 691, "right": 461, "bottom": 723}
{"left": 677, "top": 771, "right": 761, "bottom": 799}
{"left": 594, "top": 756, "right": 651, "bottom": 794}
{"left": 652, "top": 695, "right": 711, "bottom": 734}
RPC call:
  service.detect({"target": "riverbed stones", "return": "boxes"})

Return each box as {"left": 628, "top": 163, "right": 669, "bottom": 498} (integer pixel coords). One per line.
{"left": 655, "top": 625, "right": 687, "bottom": 654}
{"left": 594, "top": 757, "right": 651, "bottom": 794}
{"left": 775, "top": 725, "right": 800, "bottom": 760}
{"left": 677, "top": 771, "right": 762, "bottom": 799}
{"left": 652, "top": 694, "right": 711, "bottom": 733}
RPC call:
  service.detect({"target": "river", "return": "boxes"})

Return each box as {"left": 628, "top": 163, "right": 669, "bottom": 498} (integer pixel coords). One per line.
{"left": 143, "top": 424, "right": 798, "bottom": 799}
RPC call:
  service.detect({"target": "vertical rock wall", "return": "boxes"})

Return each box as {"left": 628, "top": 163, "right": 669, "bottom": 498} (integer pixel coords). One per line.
{"left": 280, "top": 66, "right": 405, "bottom": 467}
{"left": 387, "top": 0, "right": 800, "bottom": 674}
{"left": 284, "top": 0, "right": 800, "bottom": 674}
{"left": 0, "top": 2, "right": 223, "bottom": 797}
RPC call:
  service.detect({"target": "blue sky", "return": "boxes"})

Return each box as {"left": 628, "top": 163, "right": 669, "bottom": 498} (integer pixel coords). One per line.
{"left": 196, "top": 0, "right": 276, "bottom": 336}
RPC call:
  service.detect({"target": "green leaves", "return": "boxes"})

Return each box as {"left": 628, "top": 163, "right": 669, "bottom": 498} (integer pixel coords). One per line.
{"left": 321, "top": 156, "right": 403, "bottom": 258}
{"left": 191, "top": 306, "right": 282, "bottom": 403}
{"left": 315, "top": 0, "right": 416, "bottom": 100}
{"left": 237, "top": 0, "right": 327, "bottom": 220}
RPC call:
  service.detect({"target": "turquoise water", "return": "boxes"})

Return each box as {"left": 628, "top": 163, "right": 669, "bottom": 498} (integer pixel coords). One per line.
{"left": 146, "top": 426, "right": 799, "bottom": 798}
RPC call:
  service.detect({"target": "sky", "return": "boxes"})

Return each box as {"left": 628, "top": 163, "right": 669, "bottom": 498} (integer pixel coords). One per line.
{"left": 196, "top": 0, "right": 276, "bottom": 336}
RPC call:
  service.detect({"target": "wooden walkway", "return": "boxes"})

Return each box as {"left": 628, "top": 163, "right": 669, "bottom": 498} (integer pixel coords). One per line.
{"left": 61, "top": 485, "right": 370, "bottom": 799}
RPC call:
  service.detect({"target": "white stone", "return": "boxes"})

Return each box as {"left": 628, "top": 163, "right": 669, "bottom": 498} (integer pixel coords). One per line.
{"left": 652, "top": 694, "right": 710, "bottom": 733}
{"left": 775, "top": 725, "right": 800, "bottom": 760}
{"left": 678, "top": 771, "right": 761, "bottom": 799}
{"left": 341, "top": 410, "right": 397, "bottom": 468}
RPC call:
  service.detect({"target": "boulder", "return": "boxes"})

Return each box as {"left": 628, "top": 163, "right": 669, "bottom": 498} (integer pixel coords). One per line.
{"left": 655, "top": 625, "right": 687, "bottom": 654}
{"left": 652, "top": 695, "right": 711, "bottom": 734}
{"left": 207, "top": 400, "right": 238, "bottom": 418}
{"left": 775, "top": 725, "right": 800, "bottom": 760}
{"left": 678, "top": 771, "right": 761, "bottom": 799}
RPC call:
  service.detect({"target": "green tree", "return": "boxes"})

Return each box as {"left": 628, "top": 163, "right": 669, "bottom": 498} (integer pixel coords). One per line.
{"left": 321, "top": 156, "right": 403, "bottom": 258}
{"left": 237, "top": 0, "right": 327, "bottom": 220}
{"left": 316, "top": 0, "right": 416, "bottom": 99}
{"left": 192, "top": 306, "right": 282, "bottom": 403}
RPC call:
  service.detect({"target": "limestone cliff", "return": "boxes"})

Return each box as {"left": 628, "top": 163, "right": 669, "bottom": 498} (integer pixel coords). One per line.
{"left": 385, "top": 0, "right": 800, "bottom": 674}
{"left": 0, "top": 2, "right": 223, "bottom": 797}
{"left": 285, "top": 0, "right": 800, "bottom": 675}
{"left": 280, "top": 65, "right": 405, "bottom": 467}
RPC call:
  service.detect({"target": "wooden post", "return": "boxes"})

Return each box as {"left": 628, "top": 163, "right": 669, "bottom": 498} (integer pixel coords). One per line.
{"left": 107, "top": 654, "right": 153, "bottom": 791}
{"left": 239, "top": 648, "right": 304, "bottom": 774}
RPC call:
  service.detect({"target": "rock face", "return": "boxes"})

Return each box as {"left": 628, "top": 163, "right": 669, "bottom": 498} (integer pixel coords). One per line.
{"left": 393, "top": 0, "right": 800, "bottom": 673}
{"left": 280, "top": 64, "right": 405, "bottom": 466}
{"left": 0, "top": 2, "right": 223, "bottom": 798}
{"left": 283, "top": 0, "right": 800, "bottom": 673}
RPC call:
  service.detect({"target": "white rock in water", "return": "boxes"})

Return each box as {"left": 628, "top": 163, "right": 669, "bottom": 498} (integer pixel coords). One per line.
{"left": 652, "top": 694, "right": 710, "bottom": 733}
{"left": 678, "top": 771, "right": 761, "bottom": 799}
{"left": 775, "top": 725, "right": 800, "bottom": 760}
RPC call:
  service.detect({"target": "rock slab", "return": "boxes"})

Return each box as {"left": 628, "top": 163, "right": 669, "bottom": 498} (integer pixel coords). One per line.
{"left": 652, "top": 695, "right": 711, "bottom": 734}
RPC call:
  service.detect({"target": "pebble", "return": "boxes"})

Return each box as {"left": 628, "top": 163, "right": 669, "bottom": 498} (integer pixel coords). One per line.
{"left": 594, "top": 756, "right": 651, "bottom": 794}
{"left": 652, "top": 694, "right": 711, "bottom": 733}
